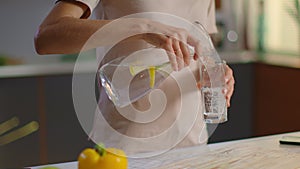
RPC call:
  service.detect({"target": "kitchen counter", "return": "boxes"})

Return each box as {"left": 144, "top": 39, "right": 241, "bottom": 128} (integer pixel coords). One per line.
{"left": 259, "top": 53, "right": 300, "bottom": 69}
{"left": 31, "top": 131, "right": 300, "bottom": 169}
{"left": 1, "top": 51, "right": 299, "bottom": 79}
{"left": 0, "top": 61, "right": 97, "bottom": 78}
{"left": 221, "top": 51, "right": 300, "bottom": 68}
{"left": 0, "top": 50, "right": 255, "bottom": 78}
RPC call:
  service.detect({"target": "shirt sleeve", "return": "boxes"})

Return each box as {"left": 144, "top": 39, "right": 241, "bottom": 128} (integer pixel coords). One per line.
{"left": 206, "top": 0, "right": 218, "bottom": 34}
{"left": 56, "top": 0, "right": 100, "bottom": 18}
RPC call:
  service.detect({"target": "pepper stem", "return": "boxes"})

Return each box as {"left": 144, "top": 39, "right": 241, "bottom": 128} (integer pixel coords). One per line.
{"left": 94, "top": 143, "right": 106, "bottom": 156}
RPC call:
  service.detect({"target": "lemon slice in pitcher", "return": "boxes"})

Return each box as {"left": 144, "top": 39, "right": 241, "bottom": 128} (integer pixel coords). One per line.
{"left": 129, "top": 65, "right": 156, "bottom": 88}
{"left": 148, "top": 66, "right": 156, "bottom": 88}
{"left": 129, "top": 65, "right": 147, "bottom": 76}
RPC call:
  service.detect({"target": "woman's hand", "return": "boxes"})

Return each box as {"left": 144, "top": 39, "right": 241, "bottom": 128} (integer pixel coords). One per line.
{"left": 223, "top": 64, "right": 235, "bottom": 107}
{"left": 133, "top": 20, "right": 200, "bottom": 71}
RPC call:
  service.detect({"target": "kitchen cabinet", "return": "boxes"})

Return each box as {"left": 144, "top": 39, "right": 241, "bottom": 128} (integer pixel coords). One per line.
{"left": 210, "top": 59, "right": 300, "bottom": 142}
{"left": 0, "top": 77, "right": 40, "bottom": 168}
{"left": 0, "top": 61, "right": 257, "bottom": 167}
{"left": 253, "top": 63, "right": 300, "bottom": 136}
{"left": 43, "top": 75, "right": 94, "bottom": 164}
{"left": 208, "top": 62, "right": 255, "bottom": 143}
{"left": 1, "top": 56, "right": 300, "bottom": 167}
{"left": 0, "top": 74, "right": 93, "bottom": 168}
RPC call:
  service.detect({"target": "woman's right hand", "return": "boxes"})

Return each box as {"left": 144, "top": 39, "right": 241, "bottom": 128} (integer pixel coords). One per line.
{"left": 135, "top": 20, "right": 201, "bottom": 71}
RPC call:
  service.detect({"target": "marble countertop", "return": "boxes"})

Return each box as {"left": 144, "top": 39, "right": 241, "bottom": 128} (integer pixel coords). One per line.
{"left": 31, "top": 131, "right": 300, "bottom": 169}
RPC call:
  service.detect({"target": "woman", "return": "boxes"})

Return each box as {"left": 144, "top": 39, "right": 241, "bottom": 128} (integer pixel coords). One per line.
{"left": 35, "top": 0, "right": 235, "bottom": 156}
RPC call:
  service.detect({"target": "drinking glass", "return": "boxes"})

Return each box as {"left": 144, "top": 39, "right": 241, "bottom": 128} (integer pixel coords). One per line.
{"left": 199, "top": 59, "right": 227, "bottom": 123}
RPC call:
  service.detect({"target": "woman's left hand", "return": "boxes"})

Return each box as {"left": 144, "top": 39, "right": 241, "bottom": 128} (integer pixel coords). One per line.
{"left": 223, "top": 64, "right": 235, "bottom": 107}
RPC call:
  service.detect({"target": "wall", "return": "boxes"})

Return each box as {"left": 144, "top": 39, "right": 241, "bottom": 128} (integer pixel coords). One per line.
{"left": 0, "top": 0, "right": 61, "bottom": 64}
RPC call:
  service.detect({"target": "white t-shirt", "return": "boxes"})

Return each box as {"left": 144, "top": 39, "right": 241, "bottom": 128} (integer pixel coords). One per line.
{"left": 82, "top": 0, "right": 217, "bottom": 34}
{"left": 72, "top": 0, "right": 217, "bottom": 155}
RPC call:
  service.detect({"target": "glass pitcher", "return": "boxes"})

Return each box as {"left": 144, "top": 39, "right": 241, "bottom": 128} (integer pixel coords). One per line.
{"left": 98, "top": 22, "right": 224, "bottom": 108}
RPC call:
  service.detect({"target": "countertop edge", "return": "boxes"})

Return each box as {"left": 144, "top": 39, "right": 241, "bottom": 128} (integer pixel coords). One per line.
{"left": 0, "top": 61, "right": 97, "bottom": 78}
{"left": 1, "top": 51, "right": 300, "bottom": 78}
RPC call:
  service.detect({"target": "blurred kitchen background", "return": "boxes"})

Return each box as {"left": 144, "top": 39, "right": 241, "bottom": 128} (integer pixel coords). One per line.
{"left": 1, "top": 0, "right": 300, "bottom": 168}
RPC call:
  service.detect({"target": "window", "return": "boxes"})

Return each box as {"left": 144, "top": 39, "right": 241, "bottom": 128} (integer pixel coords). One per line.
{"left": 249, "top": 0, "right": 299, "bottom": 55}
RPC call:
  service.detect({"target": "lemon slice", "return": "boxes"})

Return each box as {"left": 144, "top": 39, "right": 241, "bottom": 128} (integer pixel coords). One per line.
{"left": 129, "top": 65, "right": 157, "bottom": 88}
{"left": 148, "top": 66, "right": 156, "bottom": 88}
{"left": 129, "top": 65, "right": 147, "bottom": 76}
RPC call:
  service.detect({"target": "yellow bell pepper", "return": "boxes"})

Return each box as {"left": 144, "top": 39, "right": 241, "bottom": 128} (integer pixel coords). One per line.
{"left": 78, "top": 144, "right": 128, "bottom": 169}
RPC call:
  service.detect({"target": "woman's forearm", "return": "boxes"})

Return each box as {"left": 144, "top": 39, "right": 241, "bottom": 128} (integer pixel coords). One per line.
{"left": 35, "top": 17, "right": 110, "bottom": 54}
{"left": 34, "top": 0, "right": 200, "bottom": 71}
